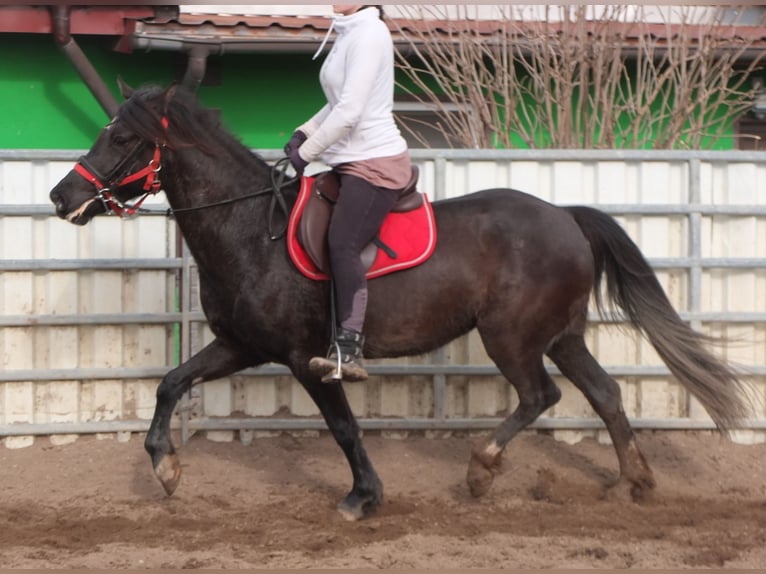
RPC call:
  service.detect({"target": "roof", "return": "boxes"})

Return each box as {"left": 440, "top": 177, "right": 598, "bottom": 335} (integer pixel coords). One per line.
{"left": 133, "top": 10, "right": 766, "bottom": 59}
{"left": 0, "top": 5, "right": 163, "bottom": 34}
{"left": 2, "top": 5, "right": 766, "bottom": 56}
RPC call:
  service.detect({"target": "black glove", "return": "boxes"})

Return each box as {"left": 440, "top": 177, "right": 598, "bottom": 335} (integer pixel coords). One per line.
{"left": 283, "top": 130, "right": 307, "bottom": 156}
{"left": 288, "top": 147, "right": 309, "bottom": 176}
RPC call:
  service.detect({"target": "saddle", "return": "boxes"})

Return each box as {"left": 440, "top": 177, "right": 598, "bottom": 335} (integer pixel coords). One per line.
{"left": 297, "top": 166, "right": 423, "bottom": 274}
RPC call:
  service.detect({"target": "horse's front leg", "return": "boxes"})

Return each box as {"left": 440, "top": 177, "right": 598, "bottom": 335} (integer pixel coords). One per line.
{"left": 300, "top": 377, "right": 383, "bottom": 521}
{"left": 145, "top": 337, "right": 250, "bottom": 496}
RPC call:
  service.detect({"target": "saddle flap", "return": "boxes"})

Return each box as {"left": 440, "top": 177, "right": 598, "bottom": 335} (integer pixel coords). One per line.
{"left": 296, "top": 171, "right": 337, "bottom": 273}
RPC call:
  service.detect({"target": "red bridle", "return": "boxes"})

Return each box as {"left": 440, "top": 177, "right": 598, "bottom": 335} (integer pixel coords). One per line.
{"left": 73, "top": 117, "right": 168, "bottom": 218}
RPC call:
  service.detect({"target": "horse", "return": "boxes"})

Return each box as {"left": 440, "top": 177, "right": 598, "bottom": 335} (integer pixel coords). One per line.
{"left": 49, "top": 83, "right": 750, "bottom": 521}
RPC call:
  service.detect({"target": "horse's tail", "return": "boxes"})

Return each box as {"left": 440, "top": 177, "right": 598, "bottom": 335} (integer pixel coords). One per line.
{"left": 565, "top": 205, "right": 751, "bottom": 431}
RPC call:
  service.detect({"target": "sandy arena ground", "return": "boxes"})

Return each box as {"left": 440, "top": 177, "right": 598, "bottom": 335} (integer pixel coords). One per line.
{"left": 0, "top": 429, "right": 764, "bottom": 568}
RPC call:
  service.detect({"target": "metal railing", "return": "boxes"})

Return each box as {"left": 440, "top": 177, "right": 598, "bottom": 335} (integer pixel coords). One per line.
{"left": 1, "top": 148, "right": 765, "bottom": 438}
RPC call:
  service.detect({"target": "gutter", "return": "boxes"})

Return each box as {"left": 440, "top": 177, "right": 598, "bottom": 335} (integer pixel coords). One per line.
{"left": 132, "top": 36, "right": 328, "bottom": 54}
{"left": 51, "top": 5, "right": 119, "bottom": 117}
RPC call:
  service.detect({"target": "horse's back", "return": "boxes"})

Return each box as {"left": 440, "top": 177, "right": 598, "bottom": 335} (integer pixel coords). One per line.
{"left": 431, "top": 187, "right": 589, "bottom": 255}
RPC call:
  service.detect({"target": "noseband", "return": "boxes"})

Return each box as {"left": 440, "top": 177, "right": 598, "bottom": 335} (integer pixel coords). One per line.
{"left": 73, "top": 118, "right": 168, "bottom": 218}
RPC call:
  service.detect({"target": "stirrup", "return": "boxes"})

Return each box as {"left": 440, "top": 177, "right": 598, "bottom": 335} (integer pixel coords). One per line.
{"left": 308, "top": 330, "right": 368, "bottom": 383}
{"left": 325, "top": 338, "right": 344, "bottom": 383}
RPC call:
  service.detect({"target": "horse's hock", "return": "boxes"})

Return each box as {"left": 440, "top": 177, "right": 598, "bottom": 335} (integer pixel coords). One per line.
{"left": 2, "top": 149, "right": 766, "bottom": 447}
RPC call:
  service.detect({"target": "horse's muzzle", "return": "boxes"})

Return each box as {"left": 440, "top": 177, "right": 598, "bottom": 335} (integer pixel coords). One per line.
{"left": 50, "top": 187, "right": 100, "bottom": 225}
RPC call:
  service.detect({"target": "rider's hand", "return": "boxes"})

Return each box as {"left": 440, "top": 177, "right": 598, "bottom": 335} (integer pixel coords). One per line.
{"left": 288, "top": 147, "right": 309, "bottom": 176}
{"left": 283, "top": 130, "right": 307, "bottom": 156}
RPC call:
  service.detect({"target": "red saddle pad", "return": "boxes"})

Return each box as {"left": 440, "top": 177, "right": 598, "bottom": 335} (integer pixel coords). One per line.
{"left": 287, "top": 176, "right": 437, "bottom": 281}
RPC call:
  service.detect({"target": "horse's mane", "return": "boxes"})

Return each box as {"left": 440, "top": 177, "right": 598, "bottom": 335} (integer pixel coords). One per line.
{"left": 119, "top": 84, "right": 270, "bottom": 173}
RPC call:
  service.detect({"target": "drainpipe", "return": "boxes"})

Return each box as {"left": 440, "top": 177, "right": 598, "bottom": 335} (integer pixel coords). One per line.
{"left": 182, "top": 45, "right": 210, "bottom": 92}
{"left": 51, "top": 5, "right": 119, "bottom": 118}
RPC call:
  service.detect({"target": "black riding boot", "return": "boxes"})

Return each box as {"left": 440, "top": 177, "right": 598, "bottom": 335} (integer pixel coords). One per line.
{"left": 309, "top": 328, "right": 368, "bottom": 383}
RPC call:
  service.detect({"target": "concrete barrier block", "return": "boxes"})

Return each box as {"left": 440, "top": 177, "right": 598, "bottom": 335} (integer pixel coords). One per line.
{"left": 2, "top": 221, "right": 33, "bottom": 259}
{"left": 381, "top": 430, "right": 409, "bottom": 440}
{"left": 551, "top": 379, "right": 594, "bottom": 418}
{"left": 244, "top": 379, "right": 278, "bottom": 416}
{"left": 466, "top": 379, "right": 501, "bottom": 417}
{"left": 49, "top": 434, "right": 78, "bottom": 446}
{"left": 124, "top": 380, "right": 159, "bottom": 419}
{"left": 239, "top": 429, "right": 254, "bottom": 446}
{"left": 406, "top": 378, "right": 433, "bottom": 418}
{"left": 290, "top": 380, "right": 320, "bottom": 416}
{"left": 618, "top": 378, "right": 639, "bottom": 418}
{"left": 80, "top": 380, "right": 122, "bottom": 422}
{"left": 594, "top": 325, "right": 638, "bottom": 365}
{"left": 639, "top": 379, "right": 680, "bottom": 419}
{"left": 2, "top": 327, "right": 34, "bottom": 369}
{"left": 288, "top": 430, "right": 320, "bottom": 438}
{"left": 730, "top": 429, "right": 766, "bottom": 445}
{"left": 343, "top": 382, "right": 367, "bottom": 416}
{"left": 380, "top": 381, "right": 409, "bottom": 417}
{"left": 552, "top": 429, "right": 586, "bottom": 445}
{"left": 206, "top": 430, "right": 234, "bottom": 443}
{"left": 4, "top": 382, "right": 34, "bottom": 423}
{"left": 466, "top": 330, "right": 491, "bottom": 364}
{"left": 444, "top": 377, "right": 468, "bottom": 418}
{"left": 4, "top": 436, "right": 34, "bottom": 449}
{"left": 655, "top": 269, "right": 686, "bottom": 309}
{"left": 48, "top": 326, "right": 79, "bottom": 369}
{"left": 35, "top": 381, "right": 78, "bottom": 423}
{"left": 127, "top": 325, "right": 169, "bottom": 367}
{"left": 203, "top": 379, "right": 233, "bottom": 417}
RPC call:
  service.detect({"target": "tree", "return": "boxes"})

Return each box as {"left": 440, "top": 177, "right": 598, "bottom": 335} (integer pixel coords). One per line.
{"left": 391, "top": 4, "right": 766, "bottom": 149}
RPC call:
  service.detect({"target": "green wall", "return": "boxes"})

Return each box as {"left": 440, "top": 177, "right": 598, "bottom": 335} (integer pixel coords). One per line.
{"left": 0, "top": 33, "right": 748, "bottom": 151}
{"left": 0, "top": 34, "right": 325, "bottom": 150}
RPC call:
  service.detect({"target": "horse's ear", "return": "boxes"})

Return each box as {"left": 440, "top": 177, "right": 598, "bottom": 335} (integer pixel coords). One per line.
{"left": 117, "top": 76, "right": 134, "bottom": 100}
{"left": 163, "top": 83, "right": 179, "bottom": 114}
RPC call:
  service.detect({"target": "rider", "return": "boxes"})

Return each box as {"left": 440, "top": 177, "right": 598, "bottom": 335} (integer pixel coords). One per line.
{"left": 284, "top": 4, "right": 411, "bottom": 382}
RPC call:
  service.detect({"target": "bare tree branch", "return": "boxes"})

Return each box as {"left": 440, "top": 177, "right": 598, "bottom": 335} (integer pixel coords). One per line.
{"left": 391, "top": 4, "right": 766, "bottom": 149}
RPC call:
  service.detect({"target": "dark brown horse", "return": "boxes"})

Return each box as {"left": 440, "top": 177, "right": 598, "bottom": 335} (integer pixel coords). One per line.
{"left": 49, "top": 84, "right": 749, "bottom": 520}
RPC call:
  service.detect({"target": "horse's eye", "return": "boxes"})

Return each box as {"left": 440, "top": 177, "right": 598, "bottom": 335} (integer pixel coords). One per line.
{"left": 111, "top": 132, "right": 133, "bottom": 146}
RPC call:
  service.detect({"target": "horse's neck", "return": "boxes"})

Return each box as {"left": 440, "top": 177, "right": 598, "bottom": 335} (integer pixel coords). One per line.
{"left": 164, "top": 147, "right": 270, "bottom": 208}
{"left": 162, "top": 150, "right": 290, "bottom": 274}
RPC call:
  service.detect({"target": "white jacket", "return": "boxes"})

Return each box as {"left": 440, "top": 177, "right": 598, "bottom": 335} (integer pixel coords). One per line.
{"left": 297, "top": 7, "right": 407, "bottom": 165}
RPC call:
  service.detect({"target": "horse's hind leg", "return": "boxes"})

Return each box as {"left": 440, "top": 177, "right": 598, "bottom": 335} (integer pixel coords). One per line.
{"left": 467, "top": 354, "right": 562, "bottom": 498}
{"left": 301, "top": 380, "right": 383, "bottom": 521}
{"left": 145, "top": 338, "right": 250, "bottom": 496}
{"left": 546, "top": 333, "right": 655, "bottom": 500}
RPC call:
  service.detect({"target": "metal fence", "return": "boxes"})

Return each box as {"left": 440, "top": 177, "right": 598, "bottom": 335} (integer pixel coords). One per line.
{"left": 1, "top": 148, "right": 765, "bottom": 443}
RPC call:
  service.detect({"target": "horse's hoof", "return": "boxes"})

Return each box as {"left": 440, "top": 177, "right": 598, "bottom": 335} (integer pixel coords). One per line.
{"left": 466, "top": 458, "right": 494, "bottom": 497}
{"left": 154, "top": 453, "right": 182, "bottom": 496}
{"left": 337, "top": 488, "right": 382, "bottom": 521}
{"left": 603, "top": 475, "right": 655, "bottom": 503}
{"left": 627, "top": 474, "right": 656, "bottom": 503}
{"left": 337, "top": 501, "right": 365, "bottom": 522}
